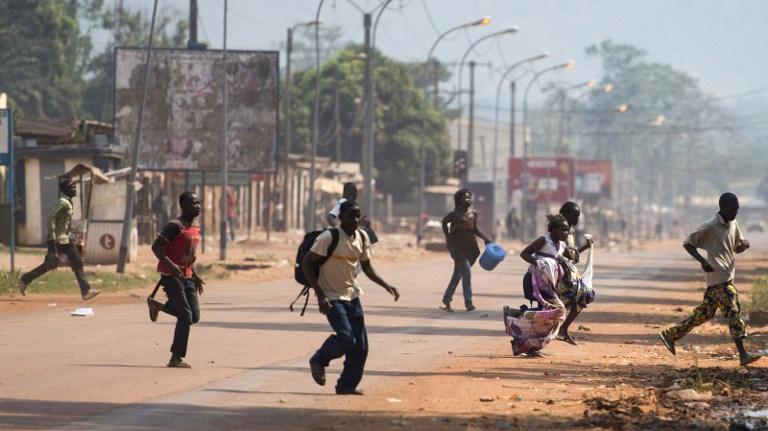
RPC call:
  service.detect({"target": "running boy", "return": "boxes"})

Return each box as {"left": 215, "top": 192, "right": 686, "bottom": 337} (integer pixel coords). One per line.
{"left": 659, "top": 193, "right": 761, "bottom": 366}
{"left": 302, "top": 200, "right": 399, "bottom": 395}
{"left": 149, "top": 191, "right": 205, "bottom": 368}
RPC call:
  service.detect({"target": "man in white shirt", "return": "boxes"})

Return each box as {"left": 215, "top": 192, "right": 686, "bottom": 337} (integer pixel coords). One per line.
{"left": 327, "top": 182, "right": 357, "bottom": 227}
{"left": 302, "top": 201, "right": 399, "bottom": 395}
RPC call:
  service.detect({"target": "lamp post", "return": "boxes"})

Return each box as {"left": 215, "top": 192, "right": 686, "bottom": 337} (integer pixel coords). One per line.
{"left": 456, "top": 27, "right": 519, "bottom": 170}
{"left": 307, "top": 0, "right": 325, "bottom": 232}
{"left": 519, "top": 60, "right": 574, "bottom": 241}
{"left": 491, "top": 52, "right": 550, "bottom": 238}
{"left": 416, "top": 16, "right": 492, "bottom": 244}
{"left": 283, "top": 19, "right": 321, "bottom": 231}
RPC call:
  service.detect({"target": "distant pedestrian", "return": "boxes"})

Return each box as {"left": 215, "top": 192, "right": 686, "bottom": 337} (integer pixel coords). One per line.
{"left": 659, "top": 193, "right": 762, "bottom": 366}
{"left": 303, "top": 200, "right": 399, "bottom": 395}
{"left": 148, "top": 191, "right": 205, "bottom": 368}
{"left": 327, "top": 182, "right": 358, "bottom": 227}
{"left": 227, "top": 188, "right": 236, "bottom": 241}
{"left": 440, "top": 189, "right": 491, "bottom": 312}
{"left": 152, "top": 188, "right": 171, "bottom": 234}
{"left": 18, "top": 176, "right": 100, "bottom": 300}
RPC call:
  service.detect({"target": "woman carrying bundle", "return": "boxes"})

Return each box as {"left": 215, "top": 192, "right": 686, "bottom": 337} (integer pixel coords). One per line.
{"left": 503, "top": 215, "right": 569, "bottom": 356}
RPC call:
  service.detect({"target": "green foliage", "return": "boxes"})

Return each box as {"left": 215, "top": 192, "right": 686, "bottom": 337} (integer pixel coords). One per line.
{"left": 536, "top": 40, "right": 736, "bottom": 206}
{"left": 0, "top": 270, "right": 22, "bottom": 295}
{"left": 289, "top": 46, "right": 452, "bottom": 201}
{"left": 0, "top": 0, "right": 86, "bottom": 118}
{"left": 0, "top": 268, "right": 153, "bottom": 296}
{"left": 82, "top": 4, "right": 188, "bottom": 121}
{"left": 746, "top": 277, "right": 768, "bottom": 313}
{"left": 0, "top": 1, "right": 186, "bottom": 122}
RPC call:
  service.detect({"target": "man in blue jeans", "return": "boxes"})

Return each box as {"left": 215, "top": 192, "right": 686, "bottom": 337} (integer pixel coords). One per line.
{"left": 301, "top": 201, "right": 400, "bottom": 395}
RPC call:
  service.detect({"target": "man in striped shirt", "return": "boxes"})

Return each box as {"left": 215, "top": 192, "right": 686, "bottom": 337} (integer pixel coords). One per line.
{"left": 18, "top": 176, "right": 100, "bottom": 300}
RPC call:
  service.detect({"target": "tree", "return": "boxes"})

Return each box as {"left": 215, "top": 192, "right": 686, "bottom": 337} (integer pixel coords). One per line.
{"left": 82, "top": 4, "right": 188, "bottom": 121}
{"left": 0, "top": 0, "right": 95, "bottom": 118}
{"left": 289, "top": 46, "right": 452, "bottom": 201}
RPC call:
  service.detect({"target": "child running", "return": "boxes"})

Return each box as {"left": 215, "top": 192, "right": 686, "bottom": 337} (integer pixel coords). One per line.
{"left": 440, "top": 189, "right": 491, "bottom": 312}
{"left": 659, "top": 192, "right": 761, "bottom": 366}
{"left": 504, "top": 215, "right": 569, "bottom": 356}
{"left": 148, "top": 191, "right": 205, "bottom": 368}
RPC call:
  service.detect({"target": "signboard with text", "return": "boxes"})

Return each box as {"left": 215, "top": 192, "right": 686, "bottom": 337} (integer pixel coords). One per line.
{"left": 0, "top": 109, "right": 10, "bottom": 165}
{"left": 508, "top": 157, "right": 575, "bottom": 204}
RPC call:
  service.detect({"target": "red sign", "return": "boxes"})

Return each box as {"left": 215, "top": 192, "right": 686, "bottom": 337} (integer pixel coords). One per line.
{"left": 508, "top": 157, "right": 575, "bottom": 204}
{"left": 99, "top": 234, "right": 116, "bottom": 250}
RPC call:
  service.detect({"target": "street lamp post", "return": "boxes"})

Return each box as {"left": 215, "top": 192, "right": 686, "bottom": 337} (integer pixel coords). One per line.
{"left": 491, "top": 52, "right": 550, "bottom": 238}
{"left": 456, "top": 27, "right": 519, "bottom": 172}
{"left": 283, "top": 19, "right": 321, "bottom": 231}
{"left": 416, "top": 16, "right": 492, "bottom": 244}
{"left": 519, "top": 60, "right": 574, "bottom": 241}
{"left": 308, "top": 0, "right": 325, "bottom": 232}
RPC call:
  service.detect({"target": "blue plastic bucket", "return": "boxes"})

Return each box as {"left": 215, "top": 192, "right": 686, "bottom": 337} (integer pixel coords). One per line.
{"left": 479, "top": 243, "right": 506, "bottom": 271}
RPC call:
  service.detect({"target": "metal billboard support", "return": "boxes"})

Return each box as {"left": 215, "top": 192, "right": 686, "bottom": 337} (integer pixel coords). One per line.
{"left": 0, "top": 109, "right": 14, "bottom": 272}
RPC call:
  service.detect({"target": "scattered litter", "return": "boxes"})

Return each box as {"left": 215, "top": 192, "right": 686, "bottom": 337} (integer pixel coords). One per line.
{"left": 70, "top": 307, "right": 94, "bottom": 317}
{"left": 47, "top": 303, "right": 57, "bottom": 307}
{"left": 390, "top": 419, "right": 408, "bottom": 427}
{"left": 480, "top": 313, "right": 489, "bottom": 318}
{"left": 278, "top": 398, "right": 286, "bottom": 404}
{"left": 386, "top": 398, "right": 402, "bottom": 403}
{"left": 674, "top": 307, "right": 684, "bottom": 312}
{"left": 577, "top": 325, "right": 591, "bottom": 331}
{"left": 479, "top": 396, "right": 495, "bottom": 402}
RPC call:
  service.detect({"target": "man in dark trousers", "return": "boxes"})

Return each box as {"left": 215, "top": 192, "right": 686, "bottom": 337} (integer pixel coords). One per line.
{"left": 149, "top": 191, "right": 205, "bottom": 368}
{"left": 18, "top": 176, "right": 100, "bottom": 300}
{"left": 302, "top": 201, "right": 399, "bottom": 395}
{"left": 659, "top": 192, "right": 762, "bottom": 366}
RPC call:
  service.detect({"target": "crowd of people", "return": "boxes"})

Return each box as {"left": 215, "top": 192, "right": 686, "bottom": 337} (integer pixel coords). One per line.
{"left": 14, "top": 179, "right": 762, "bottom": 396}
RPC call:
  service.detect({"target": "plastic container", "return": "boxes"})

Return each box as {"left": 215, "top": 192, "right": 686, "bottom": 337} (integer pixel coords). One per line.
{"left": 479, "top": 242, "right": 507, "bottom": 271}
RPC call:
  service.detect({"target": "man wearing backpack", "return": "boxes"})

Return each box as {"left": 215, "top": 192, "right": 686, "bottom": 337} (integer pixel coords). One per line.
{"left": 301, "top": 200, "right": 399, "bottom": 395}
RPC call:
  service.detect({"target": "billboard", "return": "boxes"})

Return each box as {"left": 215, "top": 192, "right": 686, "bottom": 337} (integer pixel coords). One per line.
{"left": 508, "top": 157, "right": 575, "bottom": 204}
{"left": 575, "top": 159, "right": 612, "bottom": 197}
{"left": 115, "top": 48, "right": 279, "bottom": 172}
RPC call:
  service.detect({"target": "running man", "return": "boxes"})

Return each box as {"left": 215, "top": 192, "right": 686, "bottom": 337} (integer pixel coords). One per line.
{"left": 18, "top": 176, "right": 100, "bottom": 300}
{"left": 659, "top": 193, "right": 762, "bottom": 366}
{"left": 148, "top": 191, "right": 205, "bottom": 368}
{"left": 302, "top": 200, "right": 399, "bottom": 395}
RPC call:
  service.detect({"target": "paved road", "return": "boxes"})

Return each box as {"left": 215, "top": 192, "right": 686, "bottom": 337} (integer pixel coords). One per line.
{"left": 1, "top": 233, "right": 766, "bottom": 430}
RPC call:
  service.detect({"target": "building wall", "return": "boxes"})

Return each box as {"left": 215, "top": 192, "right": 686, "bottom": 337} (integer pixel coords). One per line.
{"left": 18, "top": 158, "right": 41, "bottom": 245}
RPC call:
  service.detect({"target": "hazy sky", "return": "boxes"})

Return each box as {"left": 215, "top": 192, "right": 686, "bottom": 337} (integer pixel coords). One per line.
{"left": 117, "top": 0, "right": 768, "bottom": 116}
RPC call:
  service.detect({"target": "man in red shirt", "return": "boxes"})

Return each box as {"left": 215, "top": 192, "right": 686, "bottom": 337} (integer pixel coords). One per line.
{"left": 149, "top": 191, "right": 205, "bottom": 368}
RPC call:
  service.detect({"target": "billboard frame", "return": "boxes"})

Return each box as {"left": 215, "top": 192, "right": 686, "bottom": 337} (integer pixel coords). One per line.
{"left": 113, "top": 47, "right": 280, "bottom": 174}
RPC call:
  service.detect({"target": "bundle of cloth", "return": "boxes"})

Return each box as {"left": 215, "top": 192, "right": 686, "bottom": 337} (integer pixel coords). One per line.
{"left": 505, "top": 247, "right": 594, "bottom": 356}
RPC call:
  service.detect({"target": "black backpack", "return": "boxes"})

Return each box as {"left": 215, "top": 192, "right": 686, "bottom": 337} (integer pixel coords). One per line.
{"left": 290, "top": 228, "right": 340, "bottom": 315}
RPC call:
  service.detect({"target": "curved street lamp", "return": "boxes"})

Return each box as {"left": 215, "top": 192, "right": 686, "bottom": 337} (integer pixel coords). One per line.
{"left": 283, "top": 19, "right": 322, "bottom": 231}
{"left": 490, "top": 52, "right": 550, "bottom": 237}
{"left": 308, "top": 0, "right": 325, "bottom": 231}
{"left": 456, "top": 27, "right": 519, "bottom": 155}
{"left": 519, "top": 60, "right": 574, "bottom": 240}
{"left": 416, "top": 16, "right": 493, "bottom": 243}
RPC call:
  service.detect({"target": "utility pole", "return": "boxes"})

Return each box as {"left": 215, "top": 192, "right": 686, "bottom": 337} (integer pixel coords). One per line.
{"left": 189, "top": 0, "right": 198, "bottom": 46}
{"left": 334, "top": 69, "right": 342, "bottom": 165}
{"left": 282, "top": 26, "right": 293, "bottom": 231}
{"left": 219, "top": 0, "right": 228, "bottom": 260}
{"left": 362, "top": 13, "right": 374, "bottom": 218}
{"left": 117, "top": 0, "right": 159, "bottom": 273}
{"left": 510, "top": 80, "right": 516, "bottom": 157}
{"left": 467, "top": 60, "right": 476, "bottom": 169}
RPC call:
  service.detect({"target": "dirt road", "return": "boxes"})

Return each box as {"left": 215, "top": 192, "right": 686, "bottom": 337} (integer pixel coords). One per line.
{"left": 1, "top": 234, "right": 767, "bottom": 430}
